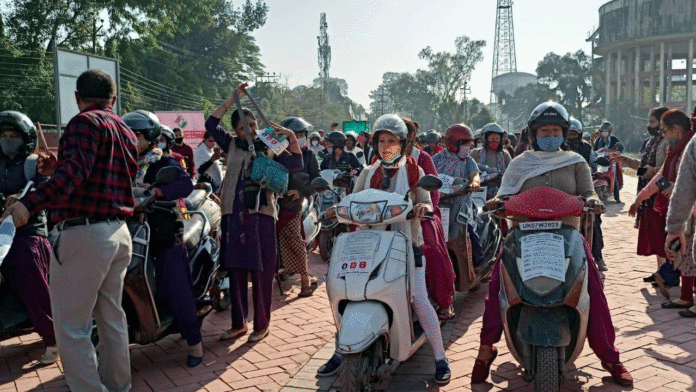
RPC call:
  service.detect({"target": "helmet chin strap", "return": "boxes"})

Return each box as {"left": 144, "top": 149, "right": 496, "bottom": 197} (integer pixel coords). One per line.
{"left": 381, "top": 153, "right": 403, "bottom": 166}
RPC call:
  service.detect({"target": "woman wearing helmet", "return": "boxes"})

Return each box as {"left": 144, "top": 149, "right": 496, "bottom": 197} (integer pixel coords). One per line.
{"left": 277, "top": 116, "right": 320, "bottom": 297}
{"left": 320, "top": 131, "right": 362, "bottom": 191}
{"left": 158, "top": 125, "right": 189, "bottom": 173}
{"left": 471, "top": 102, "right": 632, "bottom": 386}
{"left": 123, "top": 110, "right": 204, "bottom": 366}
{"left": 423, "top": 130, "right": 443, "bottom": 156}
{"left": 317, "top": 114, "right": 451, "bottom": 383}
{"left": 344, "top": 130, "right": 366, "bottom": 166}
{"left": 308, "top": 131, "right": 325, "bottom": 156}
{"left": 206, "top": 84, "right": 303, "bottom": 343}
{"left": 432, "top": 123, "right": 486, "bottom": 287}
{"left": 0, "top": 111, "right": 57, "bottom": 364}
{"left": 470, "top": 123, "right": 512, "bottom": 193}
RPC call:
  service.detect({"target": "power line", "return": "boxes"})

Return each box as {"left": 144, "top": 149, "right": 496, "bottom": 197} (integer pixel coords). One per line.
{"left": 120, "top": 74, "right": 209, "bottom": 108}
{"left": 120, "top": 67, "right": 221, "bottom": 103}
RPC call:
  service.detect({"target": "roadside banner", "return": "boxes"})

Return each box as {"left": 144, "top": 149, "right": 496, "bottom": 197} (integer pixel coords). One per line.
{"left": 155, "top": 111, "right": 206, "bottom": 148}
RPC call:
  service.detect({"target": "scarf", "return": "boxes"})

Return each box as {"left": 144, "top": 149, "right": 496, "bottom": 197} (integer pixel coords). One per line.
{"left": 369, "top": 155, "right": 419, "bottom": 190}
{"left": 136, "top": 148, "right": 163, "bottom": 184}
{"left": 653, "top": 130, "right": 694, "bottom": 215}
{"left": 497, "top": 150, "right": 586, "bottom": 197}
{"left": 480, "top": 148, "right": 506, "bottom": 173}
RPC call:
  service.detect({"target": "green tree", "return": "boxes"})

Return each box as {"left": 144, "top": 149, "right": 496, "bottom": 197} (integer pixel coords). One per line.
{"left": 498, "top": 83, "right": 559, "bottom": 131}
{"left": 536, "top": 50, "right": 593, "bottom": 120}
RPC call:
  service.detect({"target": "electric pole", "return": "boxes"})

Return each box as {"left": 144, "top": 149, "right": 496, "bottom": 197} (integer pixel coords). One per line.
{"left": 317, "top": 13, "right": 331, "bottom": 94}
{"left": 376, "top": 87, "right": 387, "bottom": 116}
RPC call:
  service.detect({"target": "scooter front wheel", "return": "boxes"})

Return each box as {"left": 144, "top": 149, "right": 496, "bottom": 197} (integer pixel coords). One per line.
{"left": 535, "top": 346, "right": 560, "bottom": 392}
{"left": 318, "top": 231, "right": 334, "bottom": 263}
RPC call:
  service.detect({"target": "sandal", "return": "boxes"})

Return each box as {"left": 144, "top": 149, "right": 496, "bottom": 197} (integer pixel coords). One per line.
{"left": 219, "top": 325, "right": 248, "bottom": 341}
{"left": 678, "top": 306, "right": 696, "bottom": 318}
{"left": 298, "top": 282, "right": 318, "bottom": 297}
{"left": 653, "top": 273, "right": 671, "bottom": 299}
{"left": 471, "top": 346, "right": 498, "bottom": 384}
{"left": 248, "top": 328, "right": 270, "bottom": 342}
{"left": 661, "top": 300, "right": 694, "bottom": 309}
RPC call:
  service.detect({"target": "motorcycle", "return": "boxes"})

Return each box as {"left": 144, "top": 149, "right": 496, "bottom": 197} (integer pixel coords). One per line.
{"left": 312, "top": 174, "right": 443, "bottom": 392}
{"left": 0, "top": 181, "right": 40, "bottom": 342}
{"left": 438, "top": 175, "right": 502, "bottom": 292}
{"left": 316, "top": 169, "right": 348, "bottom": 262}
{"left": 493, "top": 186, "right": 593, "bottom": 392}
{"left": 593, "top": 150, "right": 615, "bottom": 201}
{"left": 100, "top": 167, "right": 224, "bottom": 345}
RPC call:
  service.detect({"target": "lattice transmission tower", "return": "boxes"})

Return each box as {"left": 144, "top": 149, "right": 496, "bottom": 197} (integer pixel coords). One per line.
{"left": 490, "top": 0, "right": 517, "bottom": 104}
{"left": 317, "top": 13, "right": 331, "bottom": 93}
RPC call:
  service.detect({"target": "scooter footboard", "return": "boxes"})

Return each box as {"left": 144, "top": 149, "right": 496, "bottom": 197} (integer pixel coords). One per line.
{"left": 336, "top": 301, "right": 389, "bottom": 355}
{"left": 517, "top": 306, "right": 571, "bottom": 347}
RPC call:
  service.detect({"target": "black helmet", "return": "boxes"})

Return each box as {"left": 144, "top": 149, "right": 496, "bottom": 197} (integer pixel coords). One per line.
{"left": 527, "top": 102, "right": 571, "bottom": 149}
{"left": 424, "top": 130, "right": 441, "bottom": 144}
{"left": 160, "top": 125, "right": 175, "bottom": 149}
{"left": 0, "top": 111, "right": 37, "bottom": 157}
{"left": 122, "top": 110, "right": 162, "bottom": 142}
{"left": 599, "top": 121, "right": 613, "bottom": 132}
{"left": 280, "top": 116, "right": 313, "bottom": 134}
{"left": 325, "top": 131, "right": 347, "bottom": 149}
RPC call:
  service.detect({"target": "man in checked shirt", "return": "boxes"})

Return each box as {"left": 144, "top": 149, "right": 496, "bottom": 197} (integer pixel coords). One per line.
{"left": 3, "top": 69, "right": 139, "bottom": 392}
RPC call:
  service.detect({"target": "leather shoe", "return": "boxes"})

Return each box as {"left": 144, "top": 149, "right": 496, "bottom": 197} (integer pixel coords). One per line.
{"left": 601, "top": 361, "right": 633, "bottom": 386}
{"left": 643, "top": 274, "right": 656, "bottom": 283}
{"left": 471, "top": 346, "right": 497, "bottom": 384}
{"left": 678, "top": 307, "right": 696, "bottom": 318}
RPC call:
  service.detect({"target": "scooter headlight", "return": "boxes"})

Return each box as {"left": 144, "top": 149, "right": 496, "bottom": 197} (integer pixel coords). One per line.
{"left": 523, "top": 276, "right": 563, "bottom": 296}
{"left": 337, "top": 206, "right": 350, "bottom": 220}
{"left": 383, "top": 204, "right": 408, "bottom": 220}
{"left": 350, "top": 201, "right": 387, "bottom": 224}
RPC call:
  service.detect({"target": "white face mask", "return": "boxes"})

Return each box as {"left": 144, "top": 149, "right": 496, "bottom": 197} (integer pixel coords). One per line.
{"left": 326, "top": 147, "right": 334, "bottom": 155}
{"left": 297, "top": 137, "right": 307, "bottom": 149}
{"left": 476, "top": 143, "right": 483, "bottom": 149}
{"left": 311, "top": 140, "right": 319, "bottom": 147}
{"left": 158, "top": 142, "right": 167, "bottom": 150}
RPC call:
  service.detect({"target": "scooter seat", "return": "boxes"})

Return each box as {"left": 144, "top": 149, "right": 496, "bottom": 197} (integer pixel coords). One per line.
{"left": 504, "top": 187, "right": 585, "bottom": 220}
{"left": 182, "top": 214, "right": 205, "bottom": 251}
{"left": 186, "top": 189, "right": 209, "bottom": 211}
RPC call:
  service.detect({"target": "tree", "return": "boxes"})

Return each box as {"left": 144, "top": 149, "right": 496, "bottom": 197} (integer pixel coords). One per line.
{"left": 498, "top": 83, "right": 559, "bottom": 131}
{"left": 369, "top": 35, "right": 487, "bottom": 130}
{"left": 536, "top": 50, "right": 593, "bottom": 120}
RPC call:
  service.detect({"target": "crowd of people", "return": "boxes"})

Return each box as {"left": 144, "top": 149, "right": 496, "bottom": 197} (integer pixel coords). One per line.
{"left": 8, "top": 69, "right": 696, "bottom": 390}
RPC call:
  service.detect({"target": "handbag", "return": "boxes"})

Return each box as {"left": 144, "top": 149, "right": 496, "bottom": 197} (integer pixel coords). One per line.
{"left": 233, "top": 90, "right": 289, "bottom": 196}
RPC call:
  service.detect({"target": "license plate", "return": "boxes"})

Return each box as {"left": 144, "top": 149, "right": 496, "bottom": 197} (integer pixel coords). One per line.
{"left": 519, "top": 221, "right": 562, "bottom": 231}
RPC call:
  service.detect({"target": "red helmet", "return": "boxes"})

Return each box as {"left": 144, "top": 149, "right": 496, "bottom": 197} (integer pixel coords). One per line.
{"left": 444, "top": 123, "right": 473, "bottom": 153}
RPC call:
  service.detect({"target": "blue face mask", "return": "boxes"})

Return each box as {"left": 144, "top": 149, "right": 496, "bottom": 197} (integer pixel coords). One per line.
{"left": 536, "top": 136, "right": 565, "bottom": 152}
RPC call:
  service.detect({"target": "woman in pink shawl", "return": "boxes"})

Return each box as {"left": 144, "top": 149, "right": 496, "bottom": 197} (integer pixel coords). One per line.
{"left": 402, "top": 118, "right": 457, "bottom": 320}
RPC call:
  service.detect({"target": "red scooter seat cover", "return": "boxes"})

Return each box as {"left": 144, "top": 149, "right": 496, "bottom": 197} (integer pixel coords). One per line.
{"left": 503, "top": 187, "right": 585, "bottom": 220}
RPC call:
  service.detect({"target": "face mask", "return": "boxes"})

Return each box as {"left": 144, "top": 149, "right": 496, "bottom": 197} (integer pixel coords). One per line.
{"left": 536, "top": 136, "right": 565, "bottom": 152}
{"left": 488, "top": 141, "right": 500, "bottom": 150}
{"left": 567, "top": 136, "right": 580, "bottom": 145}
{"left": 326, "top": 147, "right": 334, "bottom": 155}
{"left": 297, "top": 137, "right": 307, "bottom": 149}
{"left": 311, "top": 140, "right": 319, "bottom": 147}
{"left": 476, "top": 143, "right": 483, "bottom": 149}
{"left": 205, "top": 140, "right": 216, "bottom": 149}
{"left": 647, "top": 126, "right": 660, "bottom": 136}
{"left": 457, "top": 145, "right": 471, "bottom": 159}
{"left": 601, "top": 131, "right": 610, "bottom": 137}
{"left": 175, "top": 137, "right": 184, "bottom": 144}
{"left": 158, "top": 142, "right": 168, "bottom": 150}
{"left": 0, "top": 139, "right": 23, "bottom": 156}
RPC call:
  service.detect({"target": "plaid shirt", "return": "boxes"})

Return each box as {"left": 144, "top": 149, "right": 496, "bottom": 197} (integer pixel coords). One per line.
{"left": 21, "top": 104, "right": 139, "bottom": 224}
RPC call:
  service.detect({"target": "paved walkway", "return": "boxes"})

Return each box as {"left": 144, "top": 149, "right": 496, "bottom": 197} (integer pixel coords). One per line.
{"left": 1, "top": 175, "right": 695, "bottom": 391}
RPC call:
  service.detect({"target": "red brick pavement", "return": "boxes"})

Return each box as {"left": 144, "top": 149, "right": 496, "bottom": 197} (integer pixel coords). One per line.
{"left": 2, "top": 175, "right": 696, "bottom": 391}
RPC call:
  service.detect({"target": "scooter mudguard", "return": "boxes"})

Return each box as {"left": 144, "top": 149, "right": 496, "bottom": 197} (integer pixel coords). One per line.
{"left": 336, "top": 301, "right": 389, "bottom": 355}
{"left": 516, "top": 306, "right": 571, "bottom": 347}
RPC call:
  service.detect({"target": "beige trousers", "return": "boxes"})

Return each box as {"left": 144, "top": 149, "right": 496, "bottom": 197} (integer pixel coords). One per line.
{"left": 50, "top": 221, "right": 132, "bottom": 392}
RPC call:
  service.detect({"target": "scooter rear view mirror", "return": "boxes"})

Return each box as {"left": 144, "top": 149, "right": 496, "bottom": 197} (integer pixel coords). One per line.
{"left": 154, "top": 167, "right": 179, "bottom": 185}
{"left": 416, "top": 175, "right": 443, "bottom": 192}
{"left": 595, "top": 157, "right": 611, "bottom": 166}
{"left": 310, "top": 177, "right": 331, "bottom": 193}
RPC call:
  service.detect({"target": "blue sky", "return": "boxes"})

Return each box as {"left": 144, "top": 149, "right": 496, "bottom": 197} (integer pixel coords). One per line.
{"left": 253, "top": 0, "right": 611, "bottom": 110}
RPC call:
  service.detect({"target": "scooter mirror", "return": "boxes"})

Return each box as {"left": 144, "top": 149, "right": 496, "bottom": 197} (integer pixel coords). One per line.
{"left": 595, "top": 157, "right": 611, "bottom": 166}
{"left": 310, "top": 177, "right": 331, "bottom": 192}
{"left": 154, "top": 166, "right": 180, "bottom": 185}
{"left": 417, "top": 175, "right": 443, "bottom": 192}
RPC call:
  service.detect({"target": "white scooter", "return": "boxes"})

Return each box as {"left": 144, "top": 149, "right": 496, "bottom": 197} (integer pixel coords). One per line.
{"left": 311, "top": 174, "right": 442, "bottom": 392}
